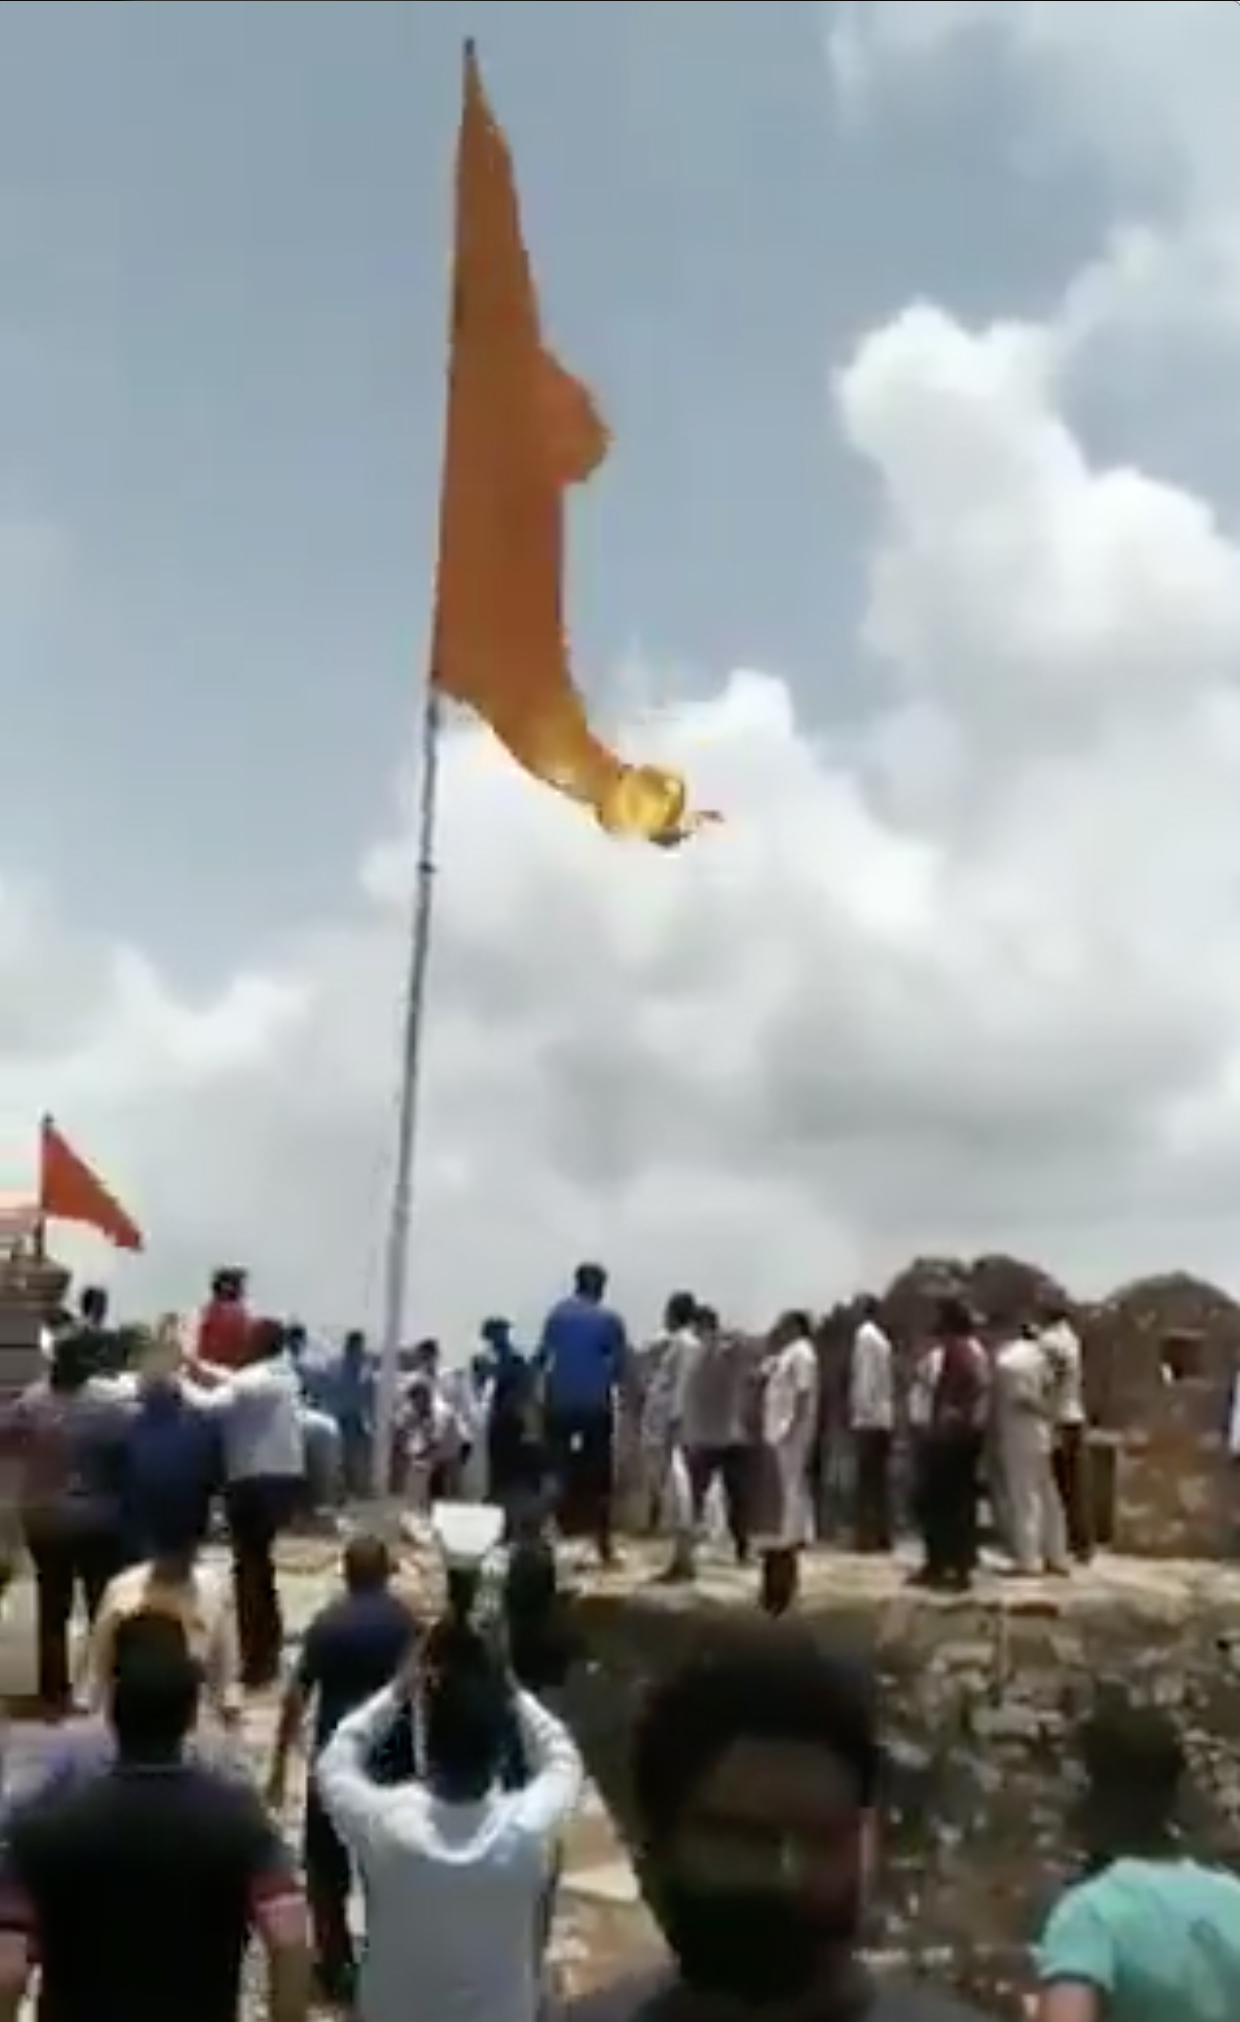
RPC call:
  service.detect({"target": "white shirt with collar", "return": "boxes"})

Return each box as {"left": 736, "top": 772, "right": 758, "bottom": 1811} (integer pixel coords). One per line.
{"left": 1040, "top": 1320, "right": 1086, "bottom": 1428}
{"left": 849, "top": 1318, "right": 894, "bottom": 1432}
{"left": 317, "top": 1682, "right": 582, "bottom": 2022}
{"left": 192, "top": 1352, "right": 305, "bottom": 1482}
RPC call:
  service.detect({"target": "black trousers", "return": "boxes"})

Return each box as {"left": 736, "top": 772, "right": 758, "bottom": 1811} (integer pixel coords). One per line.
{"left": 545, "top": 1405, "right": 614, "bottom": 1553}
{"left": 224, "top": 1475, "right": 298, "bottom": 1688}
{"left": 1052, "top": 1425, "right": 1094, "bottom": 1561}
{"left": 852, "top": 1427, "right": 893, "bottom": 1551}
{"left": 685, "top": 1444, "right": 751, "bottom": 1559}
{"left": 303, "top": 1781, "right": 354, "bottom": 1991}
{"left": 26, "top": 1526, "right": 125, "bottom": 1711}
{"left": 918, "top": 1432, "right": 981, "bottom": 1582}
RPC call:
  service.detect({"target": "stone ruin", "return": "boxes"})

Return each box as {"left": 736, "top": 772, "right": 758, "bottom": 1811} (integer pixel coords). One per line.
{"left": 817, "top": 1252, "right": 1240, "bottom": 1561}
{"left": 583, "top": 1252, "right": 1240, "bottom": 2014}
{"left": 0, "top": 1228, "right": 67, "bottom": 1588}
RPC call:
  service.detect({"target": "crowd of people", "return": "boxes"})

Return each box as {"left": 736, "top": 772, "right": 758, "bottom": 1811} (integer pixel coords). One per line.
{"left": 0, "top": 1541, "right": 1237, "bottom": 2022}
{"left": 0, "top": 1262, "right": 1238, "bottom": 2022}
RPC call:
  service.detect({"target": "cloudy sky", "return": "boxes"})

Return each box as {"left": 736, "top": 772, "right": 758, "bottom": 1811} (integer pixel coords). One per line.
{"left": 2, "top": 0, "right": 1238, "bottom": 1345}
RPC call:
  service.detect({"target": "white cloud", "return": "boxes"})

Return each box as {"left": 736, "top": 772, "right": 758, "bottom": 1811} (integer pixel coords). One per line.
{"left": 15, "top": 1, "right": 1240, "bottom": 1348}
{"left": 826, "top": 0, "right": 1240, "bottom": 363}
{"left": 22, "top": 292, "right": 1240, "bottom": 1341}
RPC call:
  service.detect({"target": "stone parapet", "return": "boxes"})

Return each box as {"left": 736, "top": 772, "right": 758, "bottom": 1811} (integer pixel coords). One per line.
{"left": 565, "top": 1545, "right": 1240, "bottom": 2019}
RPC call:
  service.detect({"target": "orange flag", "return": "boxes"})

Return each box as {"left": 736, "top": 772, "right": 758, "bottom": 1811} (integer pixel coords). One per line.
{"left": 39, "top": 1117, "right": 144, "bottom": 1253}
{"left": 430, "top": 43, "right": 720, "bottom": 850}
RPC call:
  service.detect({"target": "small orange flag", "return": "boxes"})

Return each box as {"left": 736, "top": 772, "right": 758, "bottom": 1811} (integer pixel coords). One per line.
{"left": 39, "top": 1117, "right": 144, "bottom": 1253}
{"left": 430, "top": 43, "right": 720, "bottom": 849}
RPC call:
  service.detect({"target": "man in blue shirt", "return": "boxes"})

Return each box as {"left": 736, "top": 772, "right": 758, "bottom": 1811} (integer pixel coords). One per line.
{"left": 266, "top": 1535, "right": 417, "bottom": 2003}
{"left": 305, "top": 1332, "right": 374, "bottom": 1500}
{"left": 123, "top": 1369, "right": 222, "bottom": 1562}
{"left": 539, "top": 1263, "right": 628, "bottom": 1565}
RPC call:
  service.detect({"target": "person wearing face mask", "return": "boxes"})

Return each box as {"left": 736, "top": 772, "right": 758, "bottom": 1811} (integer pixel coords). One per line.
{"left": 564, "top": 1616, "right": 998, "bottom": 2022}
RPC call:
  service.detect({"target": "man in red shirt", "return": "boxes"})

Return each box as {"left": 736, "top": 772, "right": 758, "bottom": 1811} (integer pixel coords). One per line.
{"left": 196, "top": 1269, "right": 252, "bottom": 1370}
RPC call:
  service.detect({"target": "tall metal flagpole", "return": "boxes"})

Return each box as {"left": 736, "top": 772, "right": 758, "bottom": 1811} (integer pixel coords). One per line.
{"left": 373, "top": 677, "right": 444, "bottom": 1498}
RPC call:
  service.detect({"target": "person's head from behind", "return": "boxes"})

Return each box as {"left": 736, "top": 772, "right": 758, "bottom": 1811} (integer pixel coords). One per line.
{"left": 284, "top": 1321, "right": 307, "bottom": 1361}
{"left": 857, "top": 1293, "right": 880, "bottom": 1324}
{"left": 573, "top": 1262, "right": 607, "bottom": 1305}
{"left": 1078, "top": 1700, "right": 1184, "bottom": 1867}
{"left": 632, "top": 1617, "right": 880, "bottom": 2008}
{"left": 343, "top": 1328, "right": 366, "bottom": 1364}
{"left": 412, "top": 1337, "right": 440, "bottom": 1377}
{"left": 771, "top": 1309, "right": 811, "bottom": 1350}
{"left": 664, "top": 1290, "right": 697, "bottom": 1335}
{"left": 696, "top": 1305, "right": 719, "bottom": 1341}
{"left": 480, "top": 1315, "right": 511, "bottom": 1357}
{"left": 210, "top": 1266, "right": 246, "bottom": 1305}
{"left": 343, "top": 1533, "right": 393, "bottom": 1596}
{"left": 79, "top": 1285, "right": 108, "bottom": 1327}
{"left": 936, "top": 1294, "right": 974, "bottom": 1341}
{"left": 420, "top": 1620, "right": 510, "bottom": 1800}
{"left": 109, "top": 1611, "right": 202, "bottom": 1761}
{"left": 248, "top": 1316, "right": 286, "bottom": 1363}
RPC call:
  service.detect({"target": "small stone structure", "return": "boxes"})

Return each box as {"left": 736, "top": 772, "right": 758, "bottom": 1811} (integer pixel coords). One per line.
{"left": 568, "top": 1547, "right": 1240, "bottom": 2019}
{"left": 0, "top": 1234, "right": 68, "bottom": 1597}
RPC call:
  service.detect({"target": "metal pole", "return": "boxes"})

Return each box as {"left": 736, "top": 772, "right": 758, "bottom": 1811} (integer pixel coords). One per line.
{"left": 373, "top": 680, "right": 443, "bottom": 1498}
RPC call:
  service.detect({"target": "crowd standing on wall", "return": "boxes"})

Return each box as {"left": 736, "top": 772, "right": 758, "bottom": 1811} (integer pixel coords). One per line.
{"left": 0, "top": 1264, "right": 1236, "bottom": 2022}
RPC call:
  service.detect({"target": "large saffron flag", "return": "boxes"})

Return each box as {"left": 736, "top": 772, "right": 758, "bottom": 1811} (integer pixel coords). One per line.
{"left": 39, "top": 1117, "right": 144, "bottom": 1253}
{"left": 430, "top": 44, "right": 719, "bottom": 849}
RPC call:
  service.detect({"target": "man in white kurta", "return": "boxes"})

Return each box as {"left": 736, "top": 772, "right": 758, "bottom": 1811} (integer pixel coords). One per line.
{"left": 762, "top": 1321, "right": 820, "bottom": 1549}
{"left": 993, "top": 1329, "right": 1069, "bottom": 1576}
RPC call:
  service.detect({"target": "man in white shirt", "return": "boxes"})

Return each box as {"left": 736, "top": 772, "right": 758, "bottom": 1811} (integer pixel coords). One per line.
{"left": 675, "top": 1307, "right": 753, "bottom": 1572}
{"left": 441, "top": 1355, "right": 493, "bottom": 1502}
{"left": 639, "top": 1294, "right": 699, "bottom": 1579}
{"left": 992, "top": 1325, "right": 1069, "bottom": 1577}
{"left": 188, "top": 1316, "right": 306, "bottom": 1688}
{"left": 1040, "top": 1301, "right": 1093, "bottom": 1563}
{"left": 756, "top": 1313, "right": 819, "bottom": 1617}
{"left": 848, "top": 1297, "right": 894, "bottom": 1553}
{"left": 316, "top": 1614, "right": 582, "bottom": 2022}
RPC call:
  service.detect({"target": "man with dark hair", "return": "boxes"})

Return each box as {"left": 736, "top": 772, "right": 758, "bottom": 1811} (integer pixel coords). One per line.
{"left": 1034, "top": 1701, "right": 1240, "bottom": 2021}
{"left": 188, "top": 1314, "right": 305, "bottom": 1686}
{"left": 540, "top": 1261, "right": 628, "bottom": 1564}
{"left": 266, "top": 1535, "right": 418, "bottom": 2002}
{"left": 565, "top": 1615, "right": 996, "bottom": 2021}
{"left": 0, "top": 1611, "right": 310, "bottom": 2022}
{"left": 196, "top": 1267, "right": 252, "bottom": 1370}
{"left": 6, "top": 1334, "right": 132, "bottom": 1712}
{"left": 315, "top": 1605, "right": 581, "bottom": 2022}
